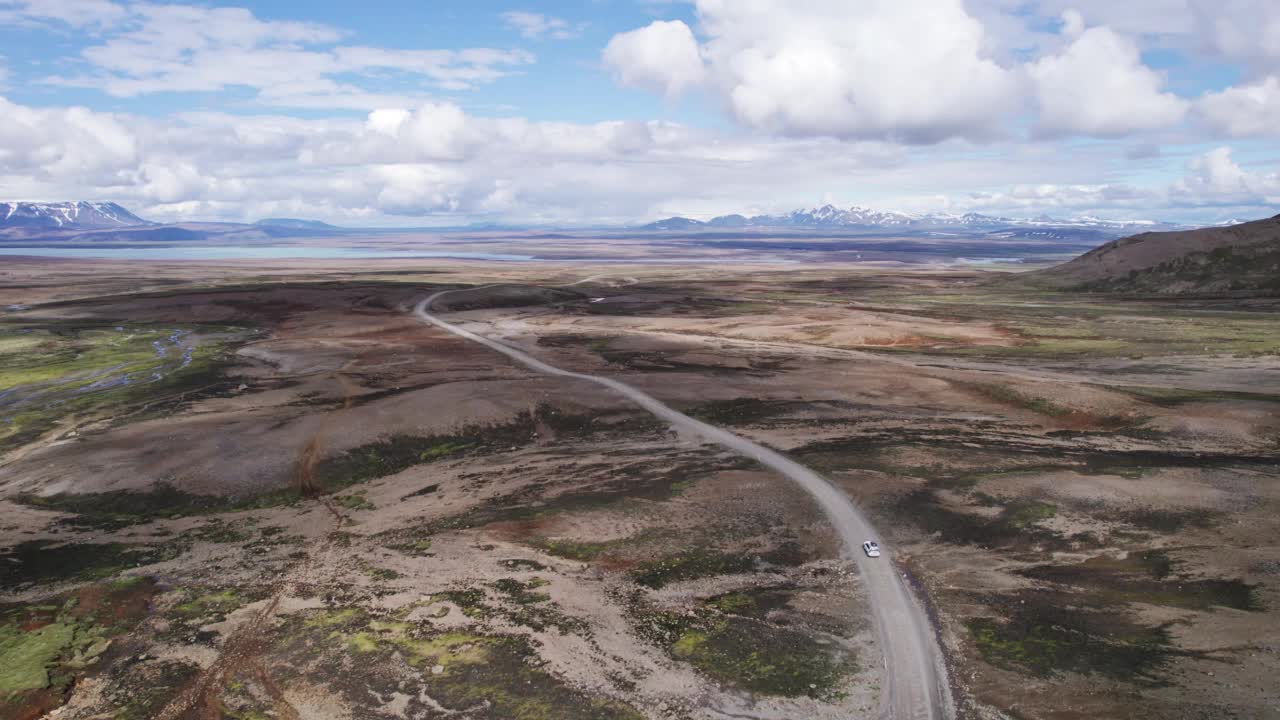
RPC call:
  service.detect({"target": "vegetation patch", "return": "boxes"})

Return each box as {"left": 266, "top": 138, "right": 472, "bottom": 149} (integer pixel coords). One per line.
{"left": 0, "top": 541, "right": 184, "bottom": 590}
{"left": 106, "top": 658, "right": 201, "bottom": 720}
{"left": 333, "top": 492, "right": 374, "bottom": 511}
{"left": 889, "top": 489, "right": 1066, "bottom": 550}
{"left": 526, "top": 537, "right": 610, "bottom": 561}
{"left": 631, "top": 544, "right": 809, "bottom": 589}
{"left": 287, "top": 606, "right": 640, "bottom": 719}
{"left": 13, "top": 413, "right": 560, "bottom": 530}
{"left": 1019, "top": 551, "right": 1259, "bottom": 611}
{"left": 687, "top": 398, "right": 808, "bottom": 426}
{"left": 1115, "top": 507, "right": 1218, "bottom": 532}
{"left": 0, "top": 321, "right": 248, "bottom": 454}
{"left": 397, "top": 452, "right": 744, "bottom": 542}
{"left": 172, "top": 589, "right": 245, "bottom": 620}
{"left": 966, "top": 591, "right": 1184, "bottom": 682}
{"left": 704, "top": 586, "right": 795, "bottom": 620}
{"left": 0, "top": 578, "right": 157, "bottom": 718}
{"left": 636, "top": 608, "right": 854, "bottom": 699}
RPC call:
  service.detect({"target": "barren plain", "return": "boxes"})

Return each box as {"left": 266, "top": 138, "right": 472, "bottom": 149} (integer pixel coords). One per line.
{"left": 1, "top": 257, "right": 1278, "bottom": 720}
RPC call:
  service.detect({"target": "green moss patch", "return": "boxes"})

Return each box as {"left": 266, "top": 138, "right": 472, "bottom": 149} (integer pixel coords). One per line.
{"left": 0, "top": 541, "right": 183, "bottom": 590}
{"left": 0, "top": 578, "right": 157, "bottom": 715}
{"left": 704, "top": 586, "right": 795, "bottom": 620}
{"left": 632, "top": 549, "right": 757, "bottom": 589}
{"left": 632, "top": 543, "right": 812, "bottom": 590}
{"left": 172, "top": 589, "right": 244, "bottom": 619}
{"left": 286, "top": 607, "right": 640, "bottom": 719}
{"left": 638, "top": 609, "right": 854, "bottom": 699}
{"left": 966, "top": 592, "right": 1183, "bottom": 682}
{"left": 0, "top": 321, "right": 247, "bottom": 454}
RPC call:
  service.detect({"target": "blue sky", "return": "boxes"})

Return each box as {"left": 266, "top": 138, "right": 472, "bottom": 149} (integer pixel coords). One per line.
{"left": 0, "top": 0, "right": 1277, "bottom": 225}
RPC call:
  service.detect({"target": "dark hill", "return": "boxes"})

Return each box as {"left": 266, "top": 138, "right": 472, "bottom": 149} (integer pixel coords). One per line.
{"left": 1019, "top": 214, "right": 1280, "bottom": 296}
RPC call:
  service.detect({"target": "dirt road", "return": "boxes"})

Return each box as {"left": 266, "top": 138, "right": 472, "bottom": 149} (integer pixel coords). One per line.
{"left": 415, "top": 288, "right": 953, "bottom": 720}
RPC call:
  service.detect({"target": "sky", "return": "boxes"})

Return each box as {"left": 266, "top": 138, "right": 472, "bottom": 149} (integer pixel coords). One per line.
{"left": 0, "top": 0, "right": 1277, "bottom": 226}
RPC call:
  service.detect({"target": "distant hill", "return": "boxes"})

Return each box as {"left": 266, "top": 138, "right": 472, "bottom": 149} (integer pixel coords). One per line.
{"left": 637, "top": 204, "right": 1179, "bottom": 236}
{"left": 639, "top": 216, "right": 707, "bottom": 231}
{"left": 254, "top": 218, "right": 341, "bottom": 231}
{"left": 0, "top": 202, "right": 148, "bottom": 230}
{"left": 1020, "top": 214, "right": 1280, "bottom": 295}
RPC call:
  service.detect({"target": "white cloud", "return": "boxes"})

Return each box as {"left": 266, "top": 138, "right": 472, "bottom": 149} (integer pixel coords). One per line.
{"left": 604, "top": 2, "right": 1214, "bottom": 142}
{"left": 1, "top": 92, "right": 1275, "bottom": 226}
{"left": 1190, "top": 0, "right": 1280, "bottom": 73}
{"left": 604, "top": 0, "right": 1020, "bottom": 143}
{"left": 500, "top": 11, "right": 583, "bottom": 40}
{"left": 37, "top": 3, "right": 532, "bottom": 108}
{"left": 1175, "top": 146, "right": 1280, "bottom": 201}
{"left": 0, "top": 96, "right": 137, "bottom": 180}
{"left": 602, "top": 20, "right": 704, "bottom": 98}
{"left": 1028, "top": 18, "right": 1187, "bottom": 136}
{"left": 0, "top": 0, "right": 126, "bottom": 28}
{"left": 1196, "top": 76, "right": 1280, "bottom": 137}
{"left": 911, "top": 146, "right": 1279, "bottom": 218}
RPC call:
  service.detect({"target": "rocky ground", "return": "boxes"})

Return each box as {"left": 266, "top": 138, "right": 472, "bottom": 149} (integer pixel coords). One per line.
{"left": 1, "top": 258, "right": 1277, "bottom": 719}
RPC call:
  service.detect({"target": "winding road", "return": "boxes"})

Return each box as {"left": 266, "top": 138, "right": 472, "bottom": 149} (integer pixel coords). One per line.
{"left": 415, "top": 287, "right": 953, "bottom": 720}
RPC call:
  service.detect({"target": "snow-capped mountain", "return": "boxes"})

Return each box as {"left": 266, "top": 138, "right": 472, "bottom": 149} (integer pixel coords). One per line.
{"left": 641, "top": 204, "right": 1179, "bottom": 233}
{"left": 0, "top": 202, "right": 149, "bottom": 230}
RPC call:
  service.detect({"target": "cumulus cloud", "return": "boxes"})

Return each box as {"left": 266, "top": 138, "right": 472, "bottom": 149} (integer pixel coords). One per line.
{"left": 1196, "top": 76, "right": 1280, "bottom": 137}
{"left": 1028, "top": 17, "right": 1187, "bottom": 135}
{"left": 1176, "top": 146, "right": 1280, "bottom": 201}
{"left": 0, "top": 96, "right": 137, "bottom": 180}
{"left": 604, "top": 0, "right": 1020, "bottom": 143}
{"left": 0, "top": 95, "right": 1274, "bottom": 226}
{"left": 603, "top": 2, "right": 1213, "bottom": 142}
{"left": 602, "top": 20, "right": 704, "bottom": 98}
{"left": 501, "top": 11, "right": 583, "bottom": 40}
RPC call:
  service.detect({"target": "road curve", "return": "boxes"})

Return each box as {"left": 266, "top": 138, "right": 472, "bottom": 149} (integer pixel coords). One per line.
{"left": 415, "top": 287, "right": 953, "bottom": 720}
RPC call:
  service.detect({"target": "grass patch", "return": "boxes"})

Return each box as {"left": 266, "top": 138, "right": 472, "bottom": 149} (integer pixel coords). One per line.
{"left": 637, "top": 608, "right": 854, "bottom": 699}
{"left": 0, "top": 541, "right": 184, "bottom": 590}
{"left": 704, "top": 587, "right": 794, "bottom": 620}
{"left": 333, "top": 492, "right": 374, "bottom": 511}
{"left": 0, "top": 321, "right": 248, "bottom": 453}
{"left": 687, "top": 398, "right": 806, "bottom": 426}
{"left": 631, "top": 549, "right": 759, "bottom": 589}
{"left": 526, "top": 537, "right": 610, "bottom": 561}
{"left": 966, "top": 592, "right": 1183, "bottom": 682}
{"left": 0, "top": 578, "right": 157, "bottom": 714}
{"left": 172, "top": 589, "right": 244, "bottom": 620}
{"left": 1019, "top": 551, "right": 1259, "bottom": 611}
{"left": 890, "top": 489, "right": 1065, "bottom": 550}
{"left": 288, "top": 607, "right": 639, "bottom": 719}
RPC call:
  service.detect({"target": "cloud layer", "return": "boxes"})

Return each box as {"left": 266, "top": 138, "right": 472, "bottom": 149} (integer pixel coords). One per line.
{"left": 0, "top": 0, "right": 1276, "bottom": 225}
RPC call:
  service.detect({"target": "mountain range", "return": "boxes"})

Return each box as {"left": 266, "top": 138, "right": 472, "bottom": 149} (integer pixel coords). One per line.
{"left": 639, "top": 204, "right": 1181, "bottom": 233}
{"left": 0, "top": 200, "right": 1226, "bottom": 239}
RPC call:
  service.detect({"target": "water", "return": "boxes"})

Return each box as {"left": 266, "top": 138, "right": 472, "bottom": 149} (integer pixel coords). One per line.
{"left": 0, "top": 246, "right": 535, "bottom": 261}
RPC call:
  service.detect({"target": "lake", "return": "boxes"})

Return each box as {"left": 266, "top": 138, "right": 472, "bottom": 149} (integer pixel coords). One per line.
{"left": 0, "top": 246, "right": 536, "bottom": 261}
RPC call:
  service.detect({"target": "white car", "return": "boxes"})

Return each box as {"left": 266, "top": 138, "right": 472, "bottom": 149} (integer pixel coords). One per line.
{"left": 862, "top": 540, "right": 881, "bottom": 558}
